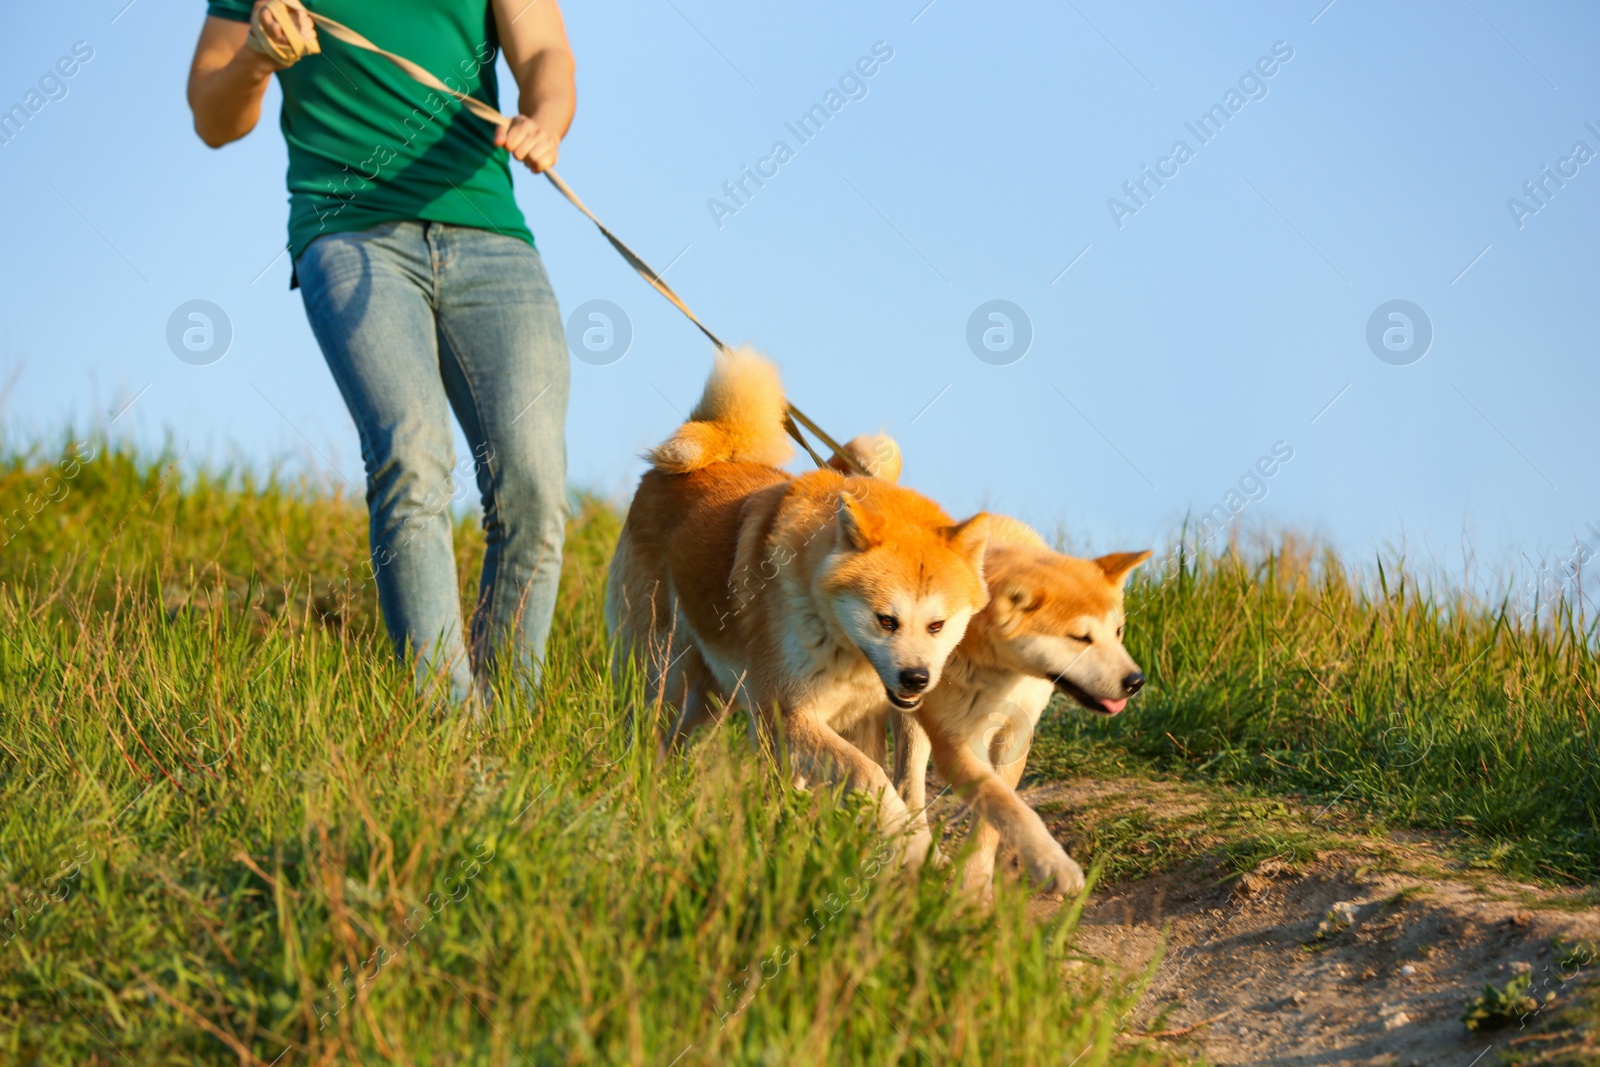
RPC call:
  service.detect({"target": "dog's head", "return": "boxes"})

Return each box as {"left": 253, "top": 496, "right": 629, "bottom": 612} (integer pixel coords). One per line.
{"left": 975, "top": 545, "right": 1151, "bottom": 715}
{"left": 819, "top": 487, "right": 990, "bottom": 711}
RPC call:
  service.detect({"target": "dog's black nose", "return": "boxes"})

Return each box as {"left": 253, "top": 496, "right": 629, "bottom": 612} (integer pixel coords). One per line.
{"left": 1121, "top": 671, "right": 1145, "bottom": 696}
{"left": 899, "top": 667, "right": 930, "bottom": 693}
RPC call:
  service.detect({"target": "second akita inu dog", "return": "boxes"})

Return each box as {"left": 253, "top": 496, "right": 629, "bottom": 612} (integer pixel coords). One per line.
{"left": 891, "top": 517, "right": 1150, "bottom": 896}
{"left": 606, "top": 349, "right": 991, "bottom": 863}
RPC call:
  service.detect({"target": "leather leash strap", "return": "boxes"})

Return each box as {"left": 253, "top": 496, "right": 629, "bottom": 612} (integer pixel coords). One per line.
{"left": 248, "top": 1, "right": 869, "bottom": 477}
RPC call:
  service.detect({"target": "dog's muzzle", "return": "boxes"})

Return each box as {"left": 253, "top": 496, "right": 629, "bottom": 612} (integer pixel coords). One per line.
{"left": 1052, "top": 674, "right": 1129, "bottom": 716}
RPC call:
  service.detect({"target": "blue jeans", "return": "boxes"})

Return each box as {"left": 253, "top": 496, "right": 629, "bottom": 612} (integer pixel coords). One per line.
{"left": 297, "top": 221, "right": 569, "bottom": 704}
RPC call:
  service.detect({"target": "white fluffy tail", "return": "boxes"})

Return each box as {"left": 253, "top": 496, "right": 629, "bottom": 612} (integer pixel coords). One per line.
{"left": 648, "top": 347, "right": 795, "bottom": 473}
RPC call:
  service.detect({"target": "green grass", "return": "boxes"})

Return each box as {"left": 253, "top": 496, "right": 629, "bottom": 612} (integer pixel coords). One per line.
{"left": 4, "top": 439, "right": 1597, "bottom": 1062}
{"left": 1030, "top": 535, "right": 1600, "bottom": 884}
{"left": 0, "top": 442, "right": 1166, "bottom": 1065}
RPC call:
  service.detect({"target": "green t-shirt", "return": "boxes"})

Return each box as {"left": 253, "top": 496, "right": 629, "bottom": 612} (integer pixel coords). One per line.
{"left": 207, "top": 0, "right": 534, "bottom": 268}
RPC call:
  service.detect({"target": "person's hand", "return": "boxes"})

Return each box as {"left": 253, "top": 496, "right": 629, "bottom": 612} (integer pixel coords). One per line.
{"left": 496, "top": 115, "right": 559, "bottom": 173}
{"left": 247, "top": 0, "right": 320, "bottom": 70}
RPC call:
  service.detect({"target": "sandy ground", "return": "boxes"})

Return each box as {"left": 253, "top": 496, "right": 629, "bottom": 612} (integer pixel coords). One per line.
{"left": 932, "top": 777, "right": 1600, "bottom": 1065}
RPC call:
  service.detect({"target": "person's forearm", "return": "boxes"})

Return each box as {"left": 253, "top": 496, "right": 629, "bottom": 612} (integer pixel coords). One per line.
{"left": 189, "top": 45, "right": 278, "bottom": 148}
{"left": 516, "top": 48, "right": 576, "bottom": 139}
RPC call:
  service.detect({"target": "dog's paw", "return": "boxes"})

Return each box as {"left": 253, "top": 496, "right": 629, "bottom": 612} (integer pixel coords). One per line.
{"left": 1029, "top": 850, "right": 1086, "bottom": 899}
{"left": 901, "top": 829, "right": 936, "bottom": 872}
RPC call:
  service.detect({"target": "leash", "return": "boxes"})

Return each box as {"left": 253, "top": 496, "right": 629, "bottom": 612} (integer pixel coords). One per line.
{"left": 250, "top": 1, "right": 869, "bottom": 477}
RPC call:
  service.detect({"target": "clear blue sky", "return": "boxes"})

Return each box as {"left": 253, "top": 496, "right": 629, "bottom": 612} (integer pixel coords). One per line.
{"left": 3, "top": 1, "right": 1596, "bottom": 605}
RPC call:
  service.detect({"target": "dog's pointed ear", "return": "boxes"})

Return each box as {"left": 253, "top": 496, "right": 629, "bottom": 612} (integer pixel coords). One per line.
{"left": 991, "top": 578, "right": 1043, "bottom": 632}
{"left": 1094, "top": 550, "right": 1153, "bottom": 587}
{"left": 1006, "top": 583, "right": 1044, "bottom": 613}
{"left": 945, "top": 513, "right": 991, "bottom": 584}
{"left": 836, "top": 493, "right": 879, "bottom": 551}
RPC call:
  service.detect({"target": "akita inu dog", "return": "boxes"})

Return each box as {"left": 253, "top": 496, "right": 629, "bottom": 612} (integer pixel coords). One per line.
{"left": 605, "top": 349, "right": 991, "bottom": 862}
{"left": 890, "top": 517, "right": 1150, "bottom": 896}
{"left": 825, "top": 436, "right": 1150, "bottom": 896}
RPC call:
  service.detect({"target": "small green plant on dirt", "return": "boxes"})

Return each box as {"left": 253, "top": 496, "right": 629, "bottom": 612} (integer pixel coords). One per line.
{"left": 1381, "top": 885, "right": 1431, "bottom": 910}
{"left": 1313, "top": 900, "right": 1361, "bottom": 942}
{"left": 1071, "top": 810, "right": 1181, "bottom": 883}
{"left": 1219, "top": 799, "right": 1292, "bottom": 824}
{"left": 1557, "top": 937, "right": 1600, "bottom": 973}
{"left": 1219, "top": 830, "right": 1321, "bottom": 877}
{"left": 1463, "top": 974, "right": 1544, "bottom": 1032}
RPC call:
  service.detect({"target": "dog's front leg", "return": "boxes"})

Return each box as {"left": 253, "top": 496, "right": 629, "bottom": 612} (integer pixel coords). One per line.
{"left": 891, "top": 713, "right": 934, "bottom": 836}
{"left": 787, "top": 708, "right": 933, "bottom": 870}
{"left": 924, "top": 722, "right": 1083, "bottom": 898}
{"left": 958, "top": 726, "right": 1036, "bottom": 895}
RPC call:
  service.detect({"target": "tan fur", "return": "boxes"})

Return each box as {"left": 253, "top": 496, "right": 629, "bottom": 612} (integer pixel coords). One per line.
{"left": 888, "top": 516, "right": 1152, "bottom": 898}
{"left": 647, "top": 346, "right": 795, "bottom": 473}
{"left": 606, "top": 353, "right": 991, "bottom": 866}
{"left": 828, "top": 433, "right": 903, "bottom": 483}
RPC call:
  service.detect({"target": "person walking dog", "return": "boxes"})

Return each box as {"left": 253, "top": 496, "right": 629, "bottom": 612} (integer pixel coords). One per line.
{"left": 187, "top": 0, "right": 576, "bottom": 708}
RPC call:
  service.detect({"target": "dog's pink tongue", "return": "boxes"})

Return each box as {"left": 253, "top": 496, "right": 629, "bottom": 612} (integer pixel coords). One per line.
{"left": 1099, "top": 697, "right": 1129, "bottom": 715}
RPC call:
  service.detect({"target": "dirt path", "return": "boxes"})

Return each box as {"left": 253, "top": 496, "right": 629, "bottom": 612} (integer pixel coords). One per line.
{"left": 931, "top": 776, "right": 1600, "bottom": 1065}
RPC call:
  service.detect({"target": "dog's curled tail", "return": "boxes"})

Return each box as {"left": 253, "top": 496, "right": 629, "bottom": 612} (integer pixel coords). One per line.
{"left": 648, "top": 346, "right": 796, "bottom": 473}
{"left": 828, "top": 433, "right": 902, "bottom": 483}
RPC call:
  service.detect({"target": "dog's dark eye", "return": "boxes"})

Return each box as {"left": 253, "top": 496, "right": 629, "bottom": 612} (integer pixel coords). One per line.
{"left": 1116, "top": 625, "right": 1124, "bottom": 639}
{"left": 1073, "top": 633, "right": 1093, "bottom": 644}
{"left": 877, "top": 614, "right": 899, "bottom": 633}
{"left": 927, "top": 620, "right": 944, "bottom": 635}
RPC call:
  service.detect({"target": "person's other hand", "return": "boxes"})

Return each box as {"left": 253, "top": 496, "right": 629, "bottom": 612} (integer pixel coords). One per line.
{"left": 496, "top": 115, "right": 559, "bottom": 173}
{"left": 247, "top": 0, "right": 319, "bottom": 69}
